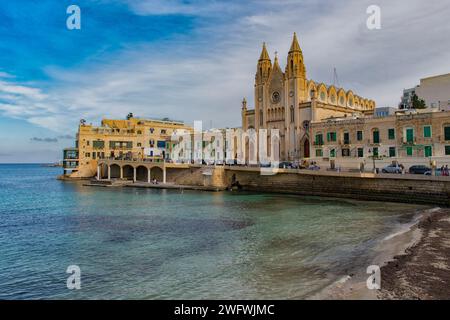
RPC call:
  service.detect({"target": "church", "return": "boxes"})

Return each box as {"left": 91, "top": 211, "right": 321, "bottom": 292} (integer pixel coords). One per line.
{"left": 241, "top": 33, "right": 376, "bottom": 161}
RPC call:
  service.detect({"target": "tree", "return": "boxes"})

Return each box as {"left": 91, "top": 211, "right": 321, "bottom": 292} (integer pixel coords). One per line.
{"left": 412, "top": 93, "right": 426, "bottom": 109}
{"left": 126, "top": 112, "right": 134, "bottom": 120}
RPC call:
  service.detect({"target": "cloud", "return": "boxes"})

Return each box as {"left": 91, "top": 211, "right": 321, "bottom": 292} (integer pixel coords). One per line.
{"left": 30, "top": 137, "right": 58, "bottom": 143}
{"left": 1, "top": 0, "right": 450, "bottom": 135}
{"left": 57, "top": 134, "right": 75, "bottom": 140}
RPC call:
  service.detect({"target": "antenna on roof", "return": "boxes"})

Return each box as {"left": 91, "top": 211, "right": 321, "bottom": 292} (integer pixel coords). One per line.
{"left": 333, "top": 67, "right": 340, "bottom": 87}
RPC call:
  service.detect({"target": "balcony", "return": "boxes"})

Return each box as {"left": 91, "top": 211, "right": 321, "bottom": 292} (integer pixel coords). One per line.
{"left": 63, "top": 160, "right": 79, "bottom": 169}
{"left": 63, "top": 148, "right": 79, "bottom": 160}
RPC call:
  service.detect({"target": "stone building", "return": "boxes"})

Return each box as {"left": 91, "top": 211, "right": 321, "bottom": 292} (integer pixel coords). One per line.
{"left": 63, "top": 117, "right": 192, "bottom": 178}
{"left": 310, "top": 110, "right": 450, "bottom": 170}
{"left": 241, "top": 33, "right": 376, "bottom": 161}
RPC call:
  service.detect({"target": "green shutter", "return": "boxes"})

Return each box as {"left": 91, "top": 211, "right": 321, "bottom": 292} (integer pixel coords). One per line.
{"left": 445, "top": 127, "right": 450, "bottom": 141}
{"left": 344, "top": 132, "right": 350, "bottom": 144}
{"left": 389, "top": 147, "right": 396, "bottom": 157}
{"left": 406, "top": 129, "right": 414, "bottom": 143}
{"left": 315, "top": 149, "right": 322, "bottom": 157}
{"left": 373, "top": 131, "right": 380, "bottom": 144}
{"left": 445, "top": 146, "right": 450, "bottom": 155}
{"left": 406, "top": 146, "right": 413, "bottom": 156}
{"left": 358, "top": 148, "right": 364, "bottom": 157}
{"left": 330, "top": 149, "right": 335, "bottom": 157}
{"left": 357, "top": 131, "right": 363, "bottom": 141}
{"left": 423, "top": 126, "right": 431, "bottom": 138}
{"left": 373, "top": 147, "right": 379, "bottom": 157}
{"left": 424, "top": 146, "right": 432, "bottom": 157}
{"left": 388, "top": 129, "right": 395, "bottom": 140}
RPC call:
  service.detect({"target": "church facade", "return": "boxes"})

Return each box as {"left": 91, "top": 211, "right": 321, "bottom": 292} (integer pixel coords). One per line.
{"left": 241, "top": 33, "right": 376, "bottom": 161}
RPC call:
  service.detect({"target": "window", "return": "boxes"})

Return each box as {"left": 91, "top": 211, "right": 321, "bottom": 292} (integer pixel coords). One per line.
{"left": 342, "top": 148, "right": 350, "bottom": 157}
{"left": 445, "top": 127, "right": 450, "bottom": 141}
{"left": 315, "top": 134, "right": 324, "bottom": 145}
{"left": 149, "top": 139, "right": 155, "bottom": 147}
{"left": 93, "top": 140, "right": 105, "bottom": 149}
{"left": 357, "top": 148, "right": 364, "bottom": 158}
{"left": 389, "top": 147, "right": 396, "bottom": 157}
{"left": 423, "top": 126, "right": 431, "bottom": 138}
{"left": 406, "top": 128, "right": 414, "bottom": 143}
{"left": 161, "top": 129, "right": 167, "bottom": 134}
{"left": 372, "top": 147, "right": 379, "bottom": 157}
{"left": 446, "top": 146, "right": 450, "bottom": 155}
{"left": 388, "top": 128, "right": 395, "bottom": 140}
{"left": 260, "top": 110, "right": 263, "bottom": 126}
{"left": 150, "top": 128, "right": 155, "bottom": 134}
{"left": 157, "top": 141, "right": 166, "bottom": 148}
{"left": 320, "top": 91, "right": 326, "bottom": 101}
{"left": 137, "top": 143, "right": 142, "bottom": 147}
{"left": 357, "top": 131, "right": 363, "bottom": 141}
{"left": 330, "top": 149, "right": 336, "bottom": 158}
{"left": 424, "top": 146, "right": 432, "bottom": 157}
{"left": 327, "top": 132, "right": 337, "bottom": 142}
{"left": 315, "top": 149, "right": 323, "bottom": 157}
{"left": 373, "top": 130, "right": 380, "bottom": 144}
{"left": 137, "top": 130, "right": 142, "bottom": 135}
{"left": 343, "top": 132, "right": 350, "bottom": 144}
{"left": 406, "top": 146, "right": 413, "bottom": 156}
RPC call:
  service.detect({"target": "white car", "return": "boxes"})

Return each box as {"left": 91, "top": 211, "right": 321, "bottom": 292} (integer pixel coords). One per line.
{"left": 381, "top": 164, "right": 402, "bottom": 174}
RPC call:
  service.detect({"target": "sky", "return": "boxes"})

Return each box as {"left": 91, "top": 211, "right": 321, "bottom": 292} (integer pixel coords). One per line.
{"left": 1, "top": 0, "right": 450, "bottom": 163}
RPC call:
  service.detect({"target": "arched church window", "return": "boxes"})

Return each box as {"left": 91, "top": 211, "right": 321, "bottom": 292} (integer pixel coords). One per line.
{"left": 290, "top": 60, "right": 294, "bottom": 73}
{"left": 340, "top": 96, "right": 345, "bottom": 106}
{"left": 320, "top": 91, "right": 326, "bottom": 101}
{"left": 330, "top": 95, "right": 336, "bottom": 104}
{"left": 260, "top": 110, "right": 263, "bottom": 126}
{"left": 349, "top": 98, "right": 354, "bottom": 107}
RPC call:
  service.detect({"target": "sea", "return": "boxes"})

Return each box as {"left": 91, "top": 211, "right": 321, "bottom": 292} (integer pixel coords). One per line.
{"left": 0, "top": 164, "right": 427, "bottom": 299}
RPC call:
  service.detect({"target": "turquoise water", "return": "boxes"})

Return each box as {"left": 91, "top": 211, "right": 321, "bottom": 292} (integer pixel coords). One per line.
{"left": 0, "top": 164, "right": 426, "bottom": 299}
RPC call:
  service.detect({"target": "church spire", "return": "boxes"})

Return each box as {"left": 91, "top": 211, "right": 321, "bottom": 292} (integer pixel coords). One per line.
{"left": 273, "top": 51, "right": 281, "bottom": 70}
{"left": 286, "top": 32, "right": 305, "bottom": 79}
{"left": 289, "top": 32, "right": 301, "bottom": 53}
{"left": 256, "top": 42, "right": 272, "bottom": 85}
{"left": 259, "top": 42, "right": 270, "bottom": 61}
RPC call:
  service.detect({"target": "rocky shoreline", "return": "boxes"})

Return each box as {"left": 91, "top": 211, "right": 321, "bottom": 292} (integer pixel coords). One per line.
{"left": 379, "top": 208, "right": 450, "bottom": 299}
{"left": 313, "top": 207, "right": 450, "bottom": 300}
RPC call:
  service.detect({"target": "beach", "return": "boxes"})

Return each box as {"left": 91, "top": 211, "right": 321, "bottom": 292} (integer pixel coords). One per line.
{"left": 315, "top": 207, "right": 450, "bottom": 300}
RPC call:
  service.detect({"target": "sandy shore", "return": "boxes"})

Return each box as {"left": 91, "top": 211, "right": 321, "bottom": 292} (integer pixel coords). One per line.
{"left": 312, "top": 207, "right": 450, "bottom": 300}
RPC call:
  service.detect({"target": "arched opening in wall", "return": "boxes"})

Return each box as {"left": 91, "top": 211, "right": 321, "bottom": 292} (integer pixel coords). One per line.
{"left": 99, "top": 163, "right": 108, "bottom": 179}
{"left": 303, "top": 139, "right": 310, "bottom": 158}
{"left": 150, "top": 167, "right": 164, "bottom": 182}
{"left": 110, "top": 164, "right": 121, "bottom": 179}
{"left": 136, "top": 166, "right": 148, "bottom": 182}
{"left": 123, "top": 165, "right": 134, "bottom": 180}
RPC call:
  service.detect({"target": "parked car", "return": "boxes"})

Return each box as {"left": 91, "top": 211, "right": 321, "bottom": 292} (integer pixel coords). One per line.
{"left": 409, "top": 165, "right": 431, "bottom": 175}
{"left": 381, "top": 164, "right": 402, "bottom": 174}
{"left": 424, "top": 169, "right": 442, "bottom": 176}
{"left": 278, "top": 161, "right": 293, "bottom": 169}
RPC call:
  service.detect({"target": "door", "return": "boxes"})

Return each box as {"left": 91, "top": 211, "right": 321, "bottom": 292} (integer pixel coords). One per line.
{"left": 303, "top": 139, "right": 310, "bottom": 158}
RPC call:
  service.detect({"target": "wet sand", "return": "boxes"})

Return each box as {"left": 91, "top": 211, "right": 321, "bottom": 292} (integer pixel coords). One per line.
{"left": 314, "top": 207, "right": 450, "bottom": 300}
{"left": 379, "top": 208, "right": 450, "bottom": 300}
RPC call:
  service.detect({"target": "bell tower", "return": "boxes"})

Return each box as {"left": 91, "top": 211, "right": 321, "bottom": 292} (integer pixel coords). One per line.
{"left": 255, "top": 42, "right": 272, "bottom": 130}
{"left": 286, "top": 32, "right": 307, "bottom": 102}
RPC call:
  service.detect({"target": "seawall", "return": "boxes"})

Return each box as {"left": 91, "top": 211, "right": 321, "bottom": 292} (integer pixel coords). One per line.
{"left": 167, "top": 166, "right": 450, "bottom": 206}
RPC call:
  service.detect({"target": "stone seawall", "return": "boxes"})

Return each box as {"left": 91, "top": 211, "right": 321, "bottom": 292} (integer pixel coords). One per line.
{"left": 223, "top": 168, "right": 450, "bottom": 206}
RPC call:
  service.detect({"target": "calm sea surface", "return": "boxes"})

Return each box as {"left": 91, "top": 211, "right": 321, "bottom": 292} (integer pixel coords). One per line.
{"left": 0, "top": 164, "right": 426, "bottom": 299}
